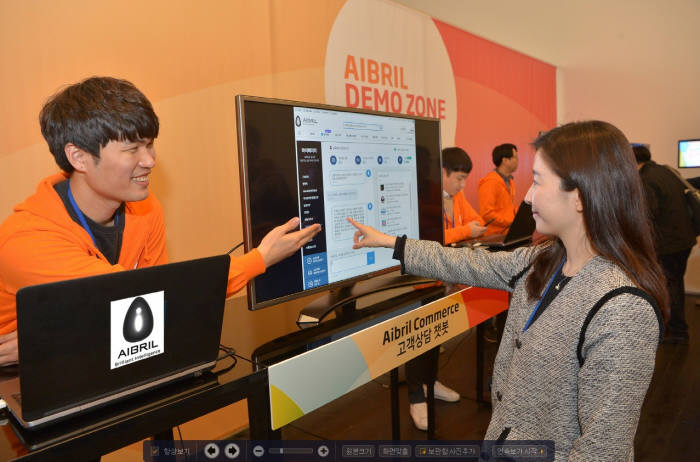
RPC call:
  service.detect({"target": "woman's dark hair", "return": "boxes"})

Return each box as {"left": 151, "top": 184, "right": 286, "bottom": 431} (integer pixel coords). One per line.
{"left": 39, "top": 76, "right": 159, "bottom": 173}
{"left": 525, "top": 121, "right": 668, "bottom": 319}
{"left": 442, "top": 147, "right": 472, "bottom": 174}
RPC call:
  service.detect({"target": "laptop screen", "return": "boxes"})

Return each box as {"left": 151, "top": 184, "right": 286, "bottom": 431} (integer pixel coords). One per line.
{"left": 503, "top": 201, "right": 536, "bottom": 243}
{"left": 15, "top": 255, "right": 229, "bottom": 421}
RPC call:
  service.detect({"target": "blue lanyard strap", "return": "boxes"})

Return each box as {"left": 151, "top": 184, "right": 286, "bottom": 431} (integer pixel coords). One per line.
{"left": 443, "top": 209, "right": 453, "bottom": 229}
{"left": 66, "top": 182, "right": 120, "bottom": 249}
{"left": 522, "top": 259, "right": 566, "bottom": 333}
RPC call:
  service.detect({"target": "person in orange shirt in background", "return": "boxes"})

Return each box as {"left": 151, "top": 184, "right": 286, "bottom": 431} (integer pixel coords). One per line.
{"left": 0, "top": 77, "right": 320, "bottom": 366}
{"left": 405, "top": 146, "right": 484, "bottom": 431}
{"left": 441, "top": 147, "right": 487, "bottom": 245}
{"left": 478, "top": 143, "right": 519, "bottom": 236}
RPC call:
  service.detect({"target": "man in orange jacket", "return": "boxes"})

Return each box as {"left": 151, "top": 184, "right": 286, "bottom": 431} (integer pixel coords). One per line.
{"left": 0, "top": 77, "right": 320, "bottom": 366}
{"left": 478, "top": 143, "right": 519, "bottom": 236}
{"left": 441, "top": 147, "right": 487, "bottom": 244}
{"left": 405, "top": 146, "right": 483, "bottom": 431}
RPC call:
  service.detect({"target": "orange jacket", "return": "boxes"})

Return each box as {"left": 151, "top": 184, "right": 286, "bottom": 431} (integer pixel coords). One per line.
{"left": 443, "top": 191, "right": 484, "bottom": 245}
{"left": 478, "top": 170, "right": 517, "bottom": 236}
{"left": 0, "top": 173, "right": 265, "bottom": 334}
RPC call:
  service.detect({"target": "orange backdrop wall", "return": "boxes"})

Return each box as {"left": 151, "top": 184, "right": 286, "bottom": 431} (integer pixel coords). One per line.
{"left": 0, "top": 0, "right": 555, "bottom": 288}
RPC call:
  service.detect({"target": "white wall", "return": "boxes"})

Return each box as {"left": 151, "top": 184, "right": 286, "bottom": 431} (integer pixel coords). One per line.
{"left": 394, "top": 0, "right": 700, "bottom": 292}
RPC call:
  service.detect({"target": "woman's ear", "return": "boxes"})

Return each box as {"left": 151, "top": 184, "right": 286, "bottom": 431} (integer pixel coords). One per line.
{"left": 574, "top": 189, "right": 584, "bottom": 213}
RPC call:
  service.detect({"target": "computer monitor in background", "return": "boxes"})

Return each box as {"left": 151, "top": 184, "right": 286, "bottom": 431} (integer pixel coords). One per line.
{"left": 679, "top": 139, "right": 700, "bottom": 168}
{"left": 236, "top": 96, "right": 443, "bottom": 311}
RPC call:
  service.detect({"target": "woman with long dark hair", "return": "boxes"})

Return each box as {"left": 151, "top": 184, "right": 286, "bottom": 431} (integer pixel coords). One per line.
{"left": 348, "top": 121, "right": 667, "bottom": 461}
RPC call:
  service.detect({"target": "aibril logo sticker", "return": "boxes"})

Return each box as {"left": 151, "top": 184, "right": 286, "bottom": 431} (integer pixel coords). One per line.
{"left": 110, "top": 291, "right": 164, "bottom": 369}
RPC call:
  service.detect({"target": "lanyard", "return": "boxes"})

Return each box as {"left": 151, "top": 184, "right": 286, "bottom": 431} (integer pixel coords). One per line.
{"left": 522, "top": 259, "right": 566, "bottom": 333}
{"left": 443, "top": 209, "right": 453, "bottom": 229}
{"left": 66, "top": 181, "right": 120, "bottom": 248}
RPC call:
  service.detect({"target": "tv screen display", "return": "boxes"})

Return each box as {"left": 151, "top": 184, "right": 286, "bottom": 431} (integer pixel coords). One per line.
{"left": 679, "top": 139, "right": 700, "bottom": 168}
{"left": 236, "top": 96, "right": 443, "bottom": 310}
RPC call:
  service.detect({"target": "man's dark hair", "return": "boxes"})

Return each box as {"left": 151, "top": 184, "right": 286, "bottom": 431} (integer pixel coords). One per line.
{"left": 39, "top": 76, "right": 159, "bottom": 173}
{"left": 442, "top": 147, "right": 472, "bottom": 174}
{"left": 632, "top": 144, "right": 652, "bottom": 163}
{"left": 492, "top": 143, "right": 517, "bottom": 167}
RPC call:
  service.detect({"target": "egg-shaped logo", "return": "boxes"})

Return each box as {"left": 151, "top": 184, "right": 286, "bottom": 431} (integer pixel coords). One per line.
{"left": 122, "top": 296, "right": 154, "bottom": 343}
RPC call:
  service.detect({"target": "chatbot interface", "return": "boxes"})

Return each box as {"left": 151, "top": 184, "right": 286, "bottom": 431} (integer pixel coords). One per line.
{"left": 294, "top": 107, "right": 419, "bottom": 291}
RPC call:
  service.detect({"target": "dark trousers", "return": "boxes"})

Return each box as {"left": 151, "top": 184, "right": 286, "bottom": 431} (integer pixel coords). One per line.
{"left": 659, "top": 248, "right": 692, "bottom": 334}
{"left": 405, "top": 348, "right": 439, "bottom": 404}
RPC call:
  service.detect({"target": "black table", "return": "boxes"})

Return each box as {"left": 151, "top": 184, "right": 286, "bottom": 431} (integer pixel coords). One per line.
{"left": 0, "top": 358, "right": 266, "bottom": 461}
{"left": 0, "top": 276, "right": 502, "bottom": 461}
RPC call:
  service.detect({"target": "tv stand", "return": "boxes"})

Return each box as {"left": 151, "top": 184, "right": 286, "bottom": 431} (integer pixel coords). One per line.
{"left": 296, "top": 274, "right": 438, "bottom": 328}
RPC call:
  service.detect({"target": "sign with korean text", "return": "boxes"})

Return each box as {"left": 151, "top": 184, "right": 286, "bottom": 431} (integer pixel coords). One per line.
{"left": 267, "top": 287, "right": 507, "bottom": 429}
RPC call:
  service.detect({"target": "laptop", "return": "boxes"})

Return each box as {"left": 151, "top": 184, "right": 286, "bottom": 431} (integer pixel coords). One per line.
{"left": 0, "top": 254, "right": 230, "bottom": 428}
{"left": 454, "top": 201, "right": 536, "bottom": 249}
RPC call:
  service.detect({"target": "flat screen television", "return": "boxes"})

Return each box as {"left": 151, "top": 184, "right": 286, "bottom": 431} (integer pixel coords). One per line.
{"left": 236, "top": 95, "right": 443, "bottom": 310}
{"left": 679, "top": 139, "right": 700, "bottom": 168}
